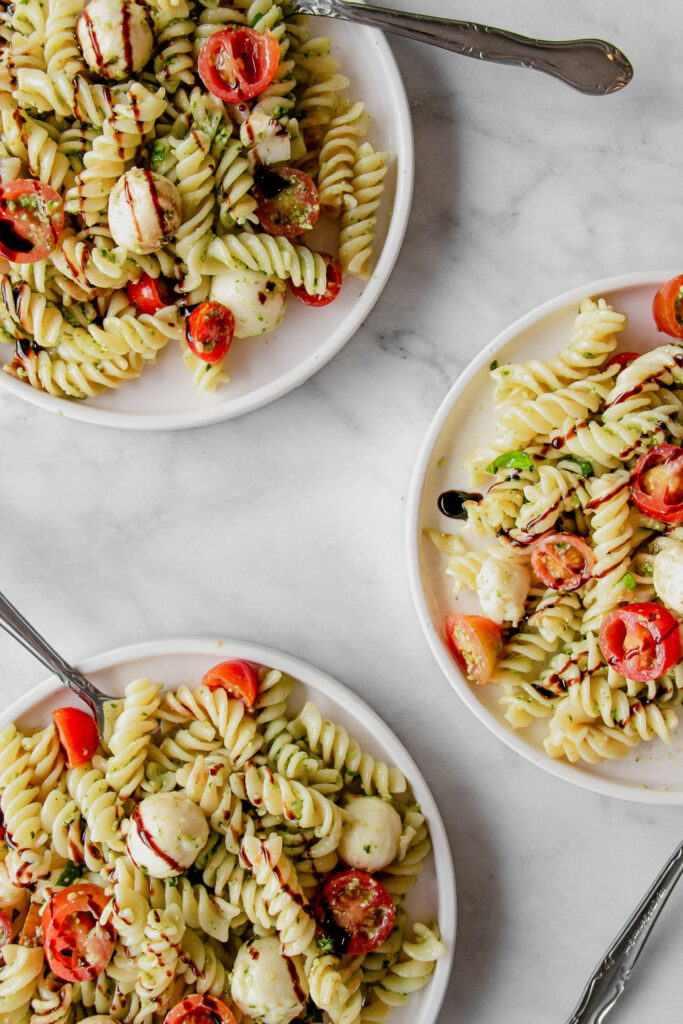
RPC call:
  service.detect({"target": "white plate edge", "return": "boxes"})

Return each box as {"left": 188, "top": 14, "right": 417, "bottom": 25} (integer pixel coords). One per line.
{"left": 0, "top": 31, "right": 414, "bottom": 432}
{"left": 3, "top": 634, "right": 456, "bottom": 1023}
{"left": 405, "top": 268, "right": 683, "bottom": 806}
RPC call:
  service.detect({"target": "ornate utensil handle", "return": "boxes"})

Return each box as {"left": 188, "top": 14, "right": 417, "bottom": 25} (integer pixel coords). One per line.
{"left": 297, "top": 0, "right": 633, "bottom": 95}
{"left": 0, "top": 589, "right": 109, "bottom": 728}
{"left": 564, "top": 840, "right": 683, "bottom": 1023}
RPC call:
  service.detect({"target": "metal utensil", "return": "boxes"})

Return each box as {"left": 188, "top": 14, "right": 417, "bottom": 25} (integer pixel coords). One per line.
{"left": 564, "top": 839, "right": 683, "bottom": 1023}
{"left": 291, "top": 0, "right": 633, "bottom": 95}
{"left": 0, "top": 589, "right": 112, "bottom": 732}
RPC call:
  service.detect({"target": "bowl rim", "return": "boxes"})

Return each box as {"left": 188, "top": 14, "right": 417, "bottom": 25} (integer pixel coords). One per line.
{"left": 406, "top": 268, "right": 683, "bottom": 805}
{"left": 5, "top": 634, "right": 456, "bottom": 1023}
{"left": 0, "top": 29, "right": 414, "bottom": 431}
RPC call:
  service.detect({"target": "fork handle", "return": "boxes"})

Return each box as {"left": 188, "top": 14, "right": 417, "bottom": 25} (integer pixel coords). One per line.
{"left": 564, "top": 840, "right": 683, "bottom": 1023}
{"left": 0, "top": 589, "right": 107, "bottom": 723}
{"left": 307, "top": 0, "right": 633, "bottom": 95}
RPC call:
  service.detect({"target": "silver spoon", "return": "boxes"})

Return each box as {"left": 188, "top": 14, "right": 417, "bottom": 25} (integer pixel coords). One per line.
{"left": 291, "top": 0, "right": 633, "bottom": 95}
{"left": 0, "top": 589, "right": 112, "bottom": 733}
{"left": 565, "top": 839, "right": 683, "bottom": 1022}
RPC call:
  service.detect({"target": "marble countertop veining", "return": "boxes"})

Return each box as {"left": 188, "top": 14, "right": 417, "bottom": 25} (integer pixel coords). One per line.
{"left": 1, "top": 1, "right": 683, "bottom": 1021}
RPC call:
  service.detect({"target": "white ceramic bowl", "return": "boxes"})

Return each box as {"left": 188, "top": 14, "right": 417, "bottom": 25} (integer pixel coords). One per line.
{"left": 7, "top": 636, "right": 455, "bottom": 1023}
{"left": 407, "top": 269, "right": 683, "bottom": 804}
{"left": 0, "top": 20, "right": 413, "bottom": 430}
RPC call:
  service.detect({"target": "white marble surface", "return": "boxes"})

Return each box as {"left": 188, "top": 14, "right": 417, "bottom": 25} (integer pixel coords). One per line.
{"left": 0, "top": 1, "right": 681, "bottom": 1021}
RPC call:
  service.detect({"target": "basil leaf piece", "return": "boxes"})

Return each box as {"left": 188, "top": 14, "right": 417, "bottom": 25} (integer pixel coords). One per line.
{"left": 56, "top": 861, "right": 84, "bottom": 887}
{"left": 485, "top": 450, "right": 533, "bottom": 475}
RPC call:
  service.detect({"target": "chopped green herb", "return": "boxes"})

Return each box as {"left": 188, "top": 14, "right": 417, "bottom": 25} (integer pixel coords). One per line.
{"left": 485, "top": 450, "right": 534, "bottom": 475}
{"left": 489, "top": 360, "right": 499, "bottom": 371}
{"left": 562, "top": 455, "right": 594, "bottom": 477}
{"left": 316, "top": 935, "right": 334, "bottom": 953}
{"left": 56, "top": 861, "right": 85, "bottom": 887}
{"left": 621, "top": 572, "right": 636, "bottom": 591}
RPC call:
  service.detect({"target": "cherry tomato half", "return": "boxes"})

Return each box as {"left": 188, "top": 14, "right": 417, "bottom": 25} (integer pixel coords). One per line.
{"left": 198, "top": 27, "right": 279, "bottom": 103}
{"left": 445, "top": 614, "right": 502, "bottom": 685}
{"left": 290, "top": 253, "right": 342, "bottom": 307}
{"left": 0, "top": 180, "right": 64, "bottom": 263}
{"left": 253, "top": 166, "right": 319, "bottom": 238}
{"left": 630, "top": 445, "right": 683, "bottom": 525}
{"left": 607, "top": 352, "right": 640, "bottom": 372}
{"left": 531, "top": 533, "right": 595, "bottom": 592}
{"left": 0, "top": 910, "right": 12, "bottom": 948}
{"left": 185, "top": 302, "right": 234, "bottom": 364}
{"left": 52, "top": 708, "right": 99, "bottom": 768}
{"left": 599, "top": 603, "right": 681, "bottom": 683}
{"left": 18, "top": 902, "right": 43, "bottom": 947}
{"left": 42, "top": 884, "right": 114, "bottom": 982}
{"left": 202, "top": 659, "right": 259, "bottom": 708}
{"left": 165, "top": 995, "right": 236, "bottom": 1024}
{"left": 127, "top": 273, "right": 176, "bottom": 314}
{"left": 653, "top": 275, "right": 683, "bottom": 339}
{"left": 316, "top": 869, "right": 395, "bottom": 955}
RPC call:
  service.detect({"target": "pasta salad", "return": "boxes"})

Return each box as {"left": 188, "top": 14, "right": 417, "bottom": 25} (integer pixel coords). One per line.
{"left": 429, "top": 279, "right": 683, "bottom": 767}
{"left": 0, "top": 660, "right": 444, "bottom": 1023}
{"left": 0, "top": 0, "right": 390, "bottom": 399}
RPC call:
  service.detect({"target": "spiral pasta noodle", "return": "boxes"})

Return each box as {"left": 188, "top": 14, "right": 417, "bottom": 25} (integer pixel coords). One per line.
{"left": 0, "top": 664, "right": 442, "bottom": 1023}
{"left": 430, "top": 293, "right": 683, "bottom": 764}
{"left": 1, "top": 0, "right": 390, "bottom": 397}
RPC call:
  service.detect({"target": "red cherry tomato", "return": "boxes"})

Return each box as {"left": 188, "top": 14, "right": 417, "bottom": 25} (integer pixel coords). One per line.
{"left": 599, "top": 603, "right": 681, "bottom": 683}
{"left": 290, "top": 253, "right": 342, "bottom": 307}
{"left": 165, "top": 995, "right": 236, "bottom": 1024}
{"left": 653, "top": 275, "right": 683, "bottom": 339}
{"left": 52, "top": 708, "right": 99, "bottom": 768}
{"left": 198, "top": 27, "right": 279, "bottom": 103}
{"left": 185, "top": 302, "right": 234, "bottom": 364}
{"left": 19, "top": 902, "right": 43, "bottom": 947}
{"left": 127, "top": 273, "right": 176, "bottom": 314}
{"left": 630, "top": 445, "right": 683, "bottom": 525}
{"left": 607, "top": 352, "right": 640, "bottom": 372}
{"left": 445, "top": 614, "right": 502, "bottom": 685}
{"left": 0, "top": 180, "right": 64, "bottom": 263}
{"left": 42, "top": 884, "right": 114, "bottom": 982}
{"left": 0, "top": 910, "right": 11, "bottom": 948}
{"left": 202, "top": 659, "right": 259, "bottom": 708}
{"left": 253, "top": 166, "right": 319, "bottom": 238}
{"left": 316, "top": 870, "right": 395, "bottom": 955}
{"left": 531, "top": 533, "right": 595, "bottom": 591}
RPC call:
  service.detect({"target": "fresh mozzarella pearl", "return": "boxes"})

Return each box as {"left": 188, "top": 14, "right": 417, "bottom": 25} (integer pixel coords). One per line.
{"left": 475, "top": 556, "right": 530, "bottom": 626}
{"left": 108, "top": 169, "right": 181, "bottom": 254}
{"left": 339, "top": 796, "right": 401, "bottom": 873}
{"left": 240, "top": 111, "right": 292, "bottom": 167}
{"left": 654, "top": 543, "right": 683, "bottom": 614}
{"left": 77, "top": 0, "right": 154, "bottom": 81}
{"left": 126, "top": 793, "right": 208, "bottom": 879}
{"left": 231, "top": 936, "right": 307, "bottom": 1024}
{"left": 210, "top": 268, "right": 286, "bottom": 338}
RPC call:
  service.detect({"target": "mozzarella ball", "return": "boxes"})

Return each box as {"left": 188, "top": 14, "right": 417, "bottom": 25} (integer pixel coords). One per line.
{"left": 231, "top": 937, "right": 307, "bottom": 1024}
{"left": 77, "top": 0, "right": 154, "bottom": 81}
{"left": 654, "top": 543, "right": 683, "bottom": 615}
{"left": 210, "top": 268, "right": 286, "bottom": 339}
{"left": 339, "top": 797, "right": 401, "bottom": 873}
{"left": 475, "top": 556, "right": 530, "bottom": 626}
{"left": 126, "top": 793, "right": 208, "bottom": 879}
{"left": 108, "top": 169, "right": 181, "bottom": 254}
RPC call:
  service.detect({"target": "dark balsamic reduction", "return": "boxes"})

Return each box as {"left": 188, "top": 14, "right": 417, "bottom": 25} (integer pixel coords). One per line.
{"left": 437, "top": 489, "right": 482, "bottom": 519}
{"left": 0, "top": 219, "right": 33, "bottom": 254}
{"left": 254, "top": 167, "right": 287, "bottom": 200}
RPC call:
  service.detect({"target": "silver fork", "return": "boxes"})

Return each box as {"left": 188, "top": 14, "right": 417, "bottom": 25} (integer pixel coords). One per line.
{"left": 0, "top": 589, "right": 112, "bottom": 733}
{"left": 291, "top": 0, "right": 633, "bottom": 95}
{"left": 565, "top": 839, "right": 683, "bottom": 1023}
